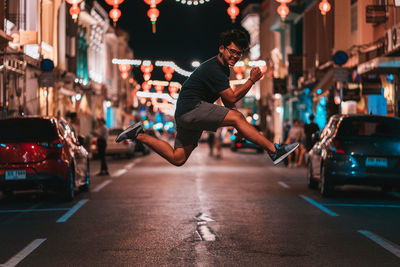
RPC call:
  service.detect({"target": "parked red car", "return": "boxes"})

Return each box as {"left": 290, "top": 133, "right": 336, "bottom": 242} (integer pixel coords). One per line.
{"left": 0, "top": 116, "right": 90, "bottom": 201}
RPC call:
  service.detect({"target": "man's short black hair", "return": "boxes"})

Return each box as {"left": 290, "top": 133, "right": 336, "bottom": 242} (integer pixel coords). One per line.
{"left": 219, "top": 29, "right": 249, "bottom": 51}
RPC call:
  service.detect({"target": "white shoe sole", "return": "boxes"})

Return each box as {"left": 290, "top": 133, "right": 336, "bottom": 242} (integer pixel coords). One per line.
{"left": 273, "top": 143, "right": 299, "bottom": 165}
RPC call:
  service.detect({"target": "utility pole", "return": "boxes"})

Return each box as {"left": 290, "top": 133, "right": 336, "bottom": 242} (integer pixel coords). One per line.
{"left": 1, "top": 0, "right": 7, "bottom": 118}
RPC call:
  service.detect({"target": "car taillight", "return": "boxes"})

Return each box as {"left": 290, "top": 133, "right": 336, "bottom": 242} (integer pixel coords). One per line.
{"left": 332, "top": 139, "right": 345, "bottom": 154}
{"left": 39, "top": 139, "right": 63, "bottom": 148}
{"left": 236, "top": 143, "right": 242, "bottom": 148}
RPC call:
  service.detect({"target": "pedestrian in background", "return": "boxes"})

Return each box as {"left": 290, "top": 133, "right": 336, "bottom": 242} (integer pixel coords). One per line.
{"left": 215, "top": 128, "right": 223, "bottom": 159}
{"left": 304, "top": 114, "right": 319, "bottom": 152}
{"left": 94, "top": 118, "right": 109, "bottom": 176}
{"left": 207, "top": 132, "right": 216, "bottom": 156}
{"left": 285, "top": 119, "right": 302, "bottom": 168}
{"left": 296, "top": 121, "right": 307, "bottom": 167}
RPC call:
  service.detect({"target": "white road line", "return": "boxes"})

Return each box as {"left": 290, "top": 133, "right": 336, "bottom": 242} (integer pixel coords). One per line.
{"left": 56, "top": 199, "right": 88, "bottom": 223}
{"left": 358, "top": 230, "right": 400, "bottom": 258}
{"left": 92, "top": 180, "right": 112, "bottom": 193}
{"left": 197, "top": 224, "right": 217, "bottom": 241}
{"left": 112, "top": 169, "right": 127, "bottom": 177}
{"left": 299, "top": 195, "right": 339, "bottom": 217}
{"left": 0, "top": 208, "right": 69, "bottom": 213}
{"left": 278, "top": 181, "right": 290, "bottom": 188}
{"left": 1, "top": 238, "right": 46, "bottom": 267}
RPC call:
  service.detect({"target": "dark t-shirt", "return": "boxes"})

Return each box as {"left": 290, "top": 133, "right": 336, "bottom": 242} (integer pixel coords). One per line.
{"left": 175, "top": 56, "right": 230, "bottom": 117}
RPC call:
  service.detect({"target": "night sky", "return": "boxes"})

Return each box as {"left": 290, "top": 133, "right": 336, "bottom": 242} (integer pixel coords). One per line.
{"left": 98, "top": 0, "right": 261, "bottom": 83}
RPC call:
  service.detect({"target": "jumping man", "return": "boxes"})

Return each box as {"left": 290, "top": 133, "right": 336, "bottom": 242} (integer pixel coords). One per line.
{"left": 116, "top": 29, "right": 299, "bottom": 166}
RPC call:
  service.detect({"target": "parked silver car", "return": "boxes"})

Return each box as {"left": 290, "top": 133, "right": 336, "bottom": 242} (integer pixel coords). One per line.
{"left": 307, "top": 114, "right": 400, "bottom": 196}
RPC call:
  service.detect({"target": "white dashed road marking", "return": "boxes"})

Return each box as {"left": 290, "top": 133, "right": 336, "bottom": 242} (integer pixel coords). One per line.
{"left": 278, "top": 181, "right": 290, "bottom": 188}
{"left": 92, "top": 180, "right": 112, "bottom": 193}
{"left": 1, "top": 238, "right": 46, "bottom": 267}
{"left": 112, "top": 169, "right": 127, "bottom": 177}
{"left": 358, "top": 230, "right": 400, "bottom": 258}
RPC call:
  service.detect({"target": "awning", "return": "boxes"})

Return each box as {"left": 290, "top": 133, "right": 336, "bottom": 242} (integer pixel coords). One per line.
{"left": 357, "top": 57, "right": 400, "bottom": 75}
{"left": 312, "top": 69, "right": 334, "bottom": 95}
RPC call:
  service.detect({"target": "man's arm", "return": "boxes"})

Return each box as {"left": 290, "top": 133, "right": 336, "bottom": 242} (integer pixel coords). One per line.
{"left": 219, "top": 66, "right": 263, "bottom": 106}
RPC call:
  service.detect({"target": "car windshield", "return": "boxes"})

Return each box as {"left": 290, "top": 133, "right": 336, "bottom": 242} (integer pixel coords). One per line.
{"left": 337, "top": 117, "right": 400, "bottom": 137}
{"left": 0, "top": 119, "right": 58, "bottom": 142}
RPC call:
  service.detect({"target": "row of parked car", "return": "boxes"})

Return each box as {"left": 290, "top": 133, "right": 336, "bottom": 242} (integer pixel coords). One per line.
{"left": 0, "top": 114, "right": 399, "bottom": 200}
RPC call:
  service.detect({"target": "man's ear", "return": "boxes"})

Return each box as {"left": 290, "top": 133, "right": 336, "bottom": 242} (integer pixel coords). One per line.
{"left": 218, "top": 45, "right": 224, "bottom": 55}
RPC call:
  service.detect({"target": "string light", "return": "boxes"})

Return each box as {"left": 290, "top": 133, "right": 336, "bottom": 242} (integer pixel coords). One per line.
{"left": 175, "top": 0, "right": 210, "bottom": 5}
{"left": 112, "top": 58, "right": 268, "bottom": 78}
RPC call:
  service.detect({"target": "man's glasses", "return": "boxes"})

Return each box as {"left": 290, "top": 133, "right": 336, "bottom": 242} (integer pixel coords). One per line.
{"left": 224, "top": 46, "right": 243, "bottom": 58}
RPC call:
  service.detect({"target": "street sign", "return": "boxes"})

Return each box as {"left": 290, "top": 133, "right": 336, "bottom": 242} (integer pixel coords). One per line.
{"left": 343, "top": 88, "right": 360, "bottom": 102}
{"left": 243, "top": 96, "right": 256, "bottom": 107}
{"left": 39, "top": 72, "right": 55, "bottom": 87}
{"left": 333, "top": 51, "right": 348, "bottom": 66}
{"left": 40, "top": 59, "right": 54, "bottom": 72}
{"left": 366, "top": 5, "right": 387, "bottom": 24}
{"left": 362, "top": 78, "right": 382, "bottom": 95}
{"left": 333, "top": 67, "right": 348, "bottom": 82}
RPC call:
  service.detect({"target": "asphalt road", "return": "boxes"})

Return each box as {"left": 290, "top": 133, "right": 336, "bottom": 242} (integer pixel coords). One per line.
{"left": 1, "top": 143, "right": 400, "bottom": 266}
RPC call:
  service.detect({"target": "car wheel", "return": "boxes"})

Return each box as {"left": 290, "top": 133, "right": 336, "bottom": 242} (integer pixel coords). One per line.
{"left": 320, "top": 163, "right": 334, "bottom": 197}
{"left": 307, "top": 161, "right": 318, "bottom": 189}
{"left": 63, "top": 167, "right": 75, "bottom": 201}
{"left": 80, "top": 161, "right": 90, "bottom": 192}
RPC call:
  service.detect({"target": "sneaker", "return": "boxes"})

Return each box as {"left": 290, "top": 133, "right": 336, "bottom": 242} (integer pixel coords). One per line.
{"left": 115, "top": 122, "right": 144, "bottom": 143}
{"left": 269, "top": 143, "right": 299, "bottom": 165}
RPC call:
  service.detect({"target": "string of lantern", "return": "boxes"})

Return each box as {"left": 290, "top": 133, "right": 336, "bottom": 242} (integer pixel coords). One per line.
{"left": 144, "top": 0, "right": 163, "bottom": 34}
{"left": 112, "top": 58, "right": 267, "bottom": 78}
{"left": 105, "top": 0, "right": 125, "bottom": 26}
{"left": 175, "top": 0, "right": 210, "bottom": 5}
{"left": 276, "top": 0, "right": 331, "bottom": 21}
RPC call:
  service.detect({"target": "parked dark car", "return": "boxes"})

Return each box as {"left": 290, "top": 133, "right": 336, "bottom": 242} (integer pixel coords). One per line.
{"left": 231, "top": 125, "right": 264, "bottom": 153}
{"left": 307, "top": 114, "right": 400, "bottom": 196}
{"left": 0, "top": 116, "right": 90, "bottom": 201}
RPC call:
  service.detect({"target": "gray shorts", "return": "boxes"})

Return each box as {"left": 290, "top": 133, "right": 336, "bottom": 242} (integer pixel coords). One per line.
{"left": 174, "top": 101, "right": 229, "bottom": 148}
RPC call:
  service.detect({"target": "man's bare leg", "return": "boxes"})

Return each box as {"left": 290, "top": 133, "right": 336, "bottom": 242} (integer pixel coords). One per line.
{"left": 220, "top": 109, "right": 276, "bottom": 153}
{"left": 136, "top": 133, "right": 196, "bottom": 166}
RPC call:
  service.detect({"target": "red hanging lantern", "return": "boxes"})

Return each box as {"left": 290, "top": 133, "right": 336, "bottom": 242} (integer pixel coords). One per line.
{"left": 277, "top": 3, "right": 290, "bottom": 21}
{"left": 144, "top": 0, "right": 163, "bottom": 34}
{"left": 275, "top": 0, "right": 292, "bottom": 3}
{"left": 143, "top": 73, "right": 151, "bottom": 81}
{"left": 109, "top": 8, "right": 121, "bottom": 26}
{"left": 233, "top": 64, "right": 245, "bottom": 80}
{"left": 105, "top": 0, "right": 125, "bottom": 6}
{"left": 142, "top": 81, "right": 151, "bottom": 92}
{"left": 224, "top": 0, "right": 243, "bottom": 5}
{"left": 121, "top": 72, "right": 129, "bottom": 80}
{"left": 147, "top": 8, "right": 160, "bottom": 34}
{"left": 140, "top": 63, "right": 154, "bottom": 74}
{"left": 162, "top": 66, "right": 174, "bottom": 81}
{"left": 69, "top": 4, "right": 80, "bottom": 21}
{"left": 105, "top": 0, "right": 125, "bottom": 26}
{"left": 227, "top": 5, "right": 240, "bottom": 23}
{"left": 155, "top": 85, "right": 164, "bottom": 93}
{"left": 168, "top": 85, "right": 178, "bottom": 96}
{"left": 319, "top": 0, "right": 331, "bottom": 15}
{"left": 118, "top": 64, "right": 131, "bottom": 73}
